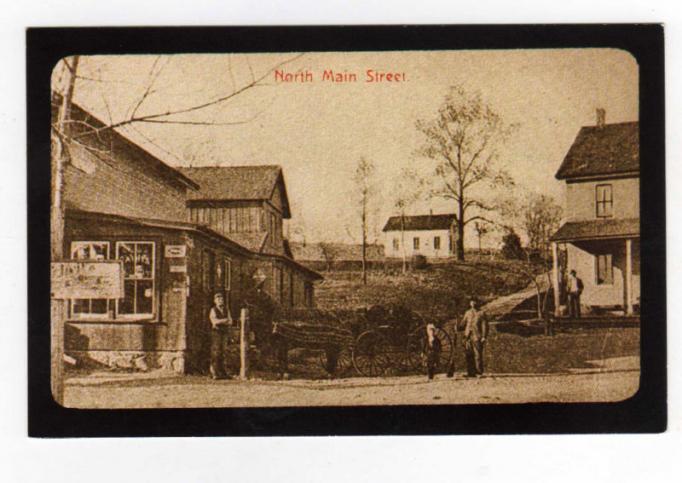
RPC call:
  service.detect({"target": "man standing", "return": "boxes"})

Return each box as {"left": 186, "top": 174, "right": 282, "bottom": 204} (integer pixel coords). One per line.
{"left": 425, "top": 322, "right": 442, "bottom": 381}
{"left": 209, "top": 292, "right": 233, "bottom": 380}
{"left": 567, "top": 269, "right": 583, "bottom": 318}
{"left": 461, "top": 298, "right": 488, "bottom": 377}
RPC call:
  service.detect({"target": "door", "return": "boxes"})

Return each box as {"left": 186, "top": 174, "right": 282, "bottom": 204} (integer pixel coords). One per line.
{"left": 195, "top": 249, "right": 215, "bottom": 373}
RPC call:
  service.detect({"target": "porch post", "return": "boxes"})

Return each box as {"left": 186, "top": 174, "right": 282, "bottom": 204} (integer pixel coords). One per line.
{"left": 625, "top": 238, "right": 633, "bottom": 315}
{"left": 551, "top": 241, "right": 560, "bottom": 316}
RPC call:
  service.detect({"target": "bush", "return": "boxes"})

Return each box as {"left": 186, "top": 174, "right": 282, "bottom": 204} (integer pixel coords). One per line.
{"left": 501, "top": 231, "right": 525, "bottom": 260}
{"left": 411, "top": 254, "right": 428, "bottom": 270}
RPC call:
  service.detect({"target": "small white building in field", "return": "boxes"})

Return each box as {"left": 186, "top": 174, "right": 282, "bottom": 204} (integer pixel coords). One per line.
{"left": 382, "top": 214, "right": 456, "bottom": 259}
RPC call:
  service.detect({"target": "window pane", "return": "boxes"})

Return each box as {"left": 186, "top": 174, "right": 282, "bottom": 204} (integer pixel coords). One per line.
{"left": 91, "top": 299, "right": 108, "bottom": 314}
{"left": 118, "top": 243, "right": 135, "bottom": 277}
{"left": 72, "top": 299, "right": 90, "bottom": 314}
{"left": 136, "top": 280, "right": 154, "bottom": 314}
{"left": 135, "top": 243, "right": 153, "bottom": 278}
{"left": 119, "top": 280, "right": 136, "bottom": 314}
{"left": 434, "top": 237, "right": 440, "bottom": 249}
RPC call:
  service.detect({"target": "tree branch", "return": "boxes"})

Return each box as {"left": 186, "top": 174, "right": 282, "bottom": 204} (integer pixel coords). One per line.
{"left": 74, "top": 54, "right": 304, "bottom": 140}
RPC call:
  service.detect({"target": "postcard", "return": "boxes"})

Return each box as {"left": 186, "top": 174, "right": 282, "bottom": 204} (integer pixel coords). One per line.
{"left": 28, "top": 25, "right": 666, "bottom": 436}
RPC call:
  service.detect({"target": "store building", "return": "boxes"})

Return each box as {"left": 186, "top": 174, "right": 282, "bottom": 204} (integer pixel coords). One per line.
{"left": 59, "top": 102, "right": 320, "bottom": 373}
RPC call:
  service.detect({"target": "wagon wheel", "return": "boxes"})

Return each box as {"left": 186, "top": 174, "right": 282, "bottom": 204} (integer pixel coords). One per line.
{"left": 318, "top": 346, "right": 353, "bottom": 377}
{"left": 406, "top": 326, "right": 454, "bottom": 373}
{"left": 352, "top": 330, "right": 391, "bottom": 377}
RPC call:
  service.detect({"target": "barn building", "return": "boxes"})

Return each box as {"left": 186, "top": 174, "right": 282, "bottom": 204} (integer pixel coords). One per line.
{"left": 550, "top": 110, "right": 639, "bottom": 316}
{"left": 382, "top": 214, "right": 456, "bottom": 259}
{"left": 59, "top": 102, "right": 320, "bottom": 374}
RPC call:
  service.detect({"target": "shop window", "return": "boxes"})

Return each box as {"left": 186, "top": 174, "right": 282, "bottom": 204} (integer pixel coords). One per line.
{"left": 434, "top": 236, "right": 441, "bottom": 250}
{"left": 413, "top": 237, "right": 420, "bottom": 250}
{"left": 393, "top": 238, "right": 400, "bottom": 251}
{"left": 116, "top": 241, "right": 155, "bottom": 318}
{"left": 595, "top": 253, "right": 613, "bottom": 285}
{"left": 596, "top": 184, "right": 613, "bottom": 218}
{"left": 70, "top": 241, "right": 110, "bottom": 319}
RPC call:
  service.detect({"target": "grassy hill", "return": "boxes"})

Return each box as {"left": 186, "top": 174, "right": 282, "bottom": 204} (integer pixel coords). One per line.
{"left": 315, "top": 258, "right": 545, "bottom": 322}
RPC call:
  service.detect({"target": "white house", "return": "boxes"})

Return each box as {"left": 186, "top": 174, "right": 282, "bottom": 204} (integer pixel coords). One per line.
{"left": 382, "top": 214, "right": 456, "bottom": 259}
{"left": 550, "top": 110, "right": 639, "bottom": 316}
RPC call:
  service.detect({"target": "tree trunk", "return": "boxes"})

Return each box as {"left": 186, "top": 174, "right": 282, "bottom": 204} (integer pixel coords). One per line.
{"left": 361, "top": 202, "right": 367, "bottom": 285}
{"left": 456, "top": 198, "right": 465, "bottom": 261}
{"left": 400, "top": 214, "right": 407, "bottom": 274}
{"left": 50, "top": 55, "right": 79, "bottom": 407}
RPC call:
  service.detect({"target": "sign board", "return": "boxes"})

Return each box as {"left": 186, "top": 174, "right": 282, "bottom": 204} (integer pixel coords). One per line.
{"left": 165, "top": 245, "right": 186, "bottom": 258}
{"left": 51, "top": 261, "right": 124, "bottom": 299}
{"left": 169, "top": 265, "right": 187, "bottom": 273}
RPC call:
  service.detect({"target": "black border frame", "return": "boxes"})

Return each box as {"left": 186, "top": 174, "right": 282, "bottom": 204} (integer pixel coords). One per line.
{"left": 28, "top": 25, "right": 666, "bottom": 437}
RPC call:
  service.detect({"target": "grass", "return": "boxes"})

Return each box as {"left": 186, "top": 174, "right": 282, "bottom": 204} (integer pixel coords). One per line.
{"left": 452, "top": 327, "right": 639, "bottom": 374}
{"left": 315, "top": 258, "right": 545, "bottom": 321}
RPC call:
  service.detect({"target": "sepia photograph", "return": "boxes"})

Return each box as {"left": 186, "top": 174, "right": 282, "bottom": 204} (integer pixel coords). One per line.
{"left": 45, "top": 47, "right": 646, "bottom": 410}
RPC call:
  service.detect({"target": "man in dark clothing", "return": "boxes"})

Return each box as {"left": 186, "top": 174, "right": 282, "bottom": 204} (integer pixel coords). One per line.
{"left": 245, "top": 279, "right": 289, "bottom": 378}
{"left": 425, "top": 323, "right": 442, "bottom": 380}
{"left": 245, "top": 280, "right": 278, "bottom": 348}
{"left": 567, "top": 269, "right": 584, "bottom": 318}
{"left": 209, "top": 292, "right": 233, "bottom": 380}
{"left": 461, "top": 298, "right": 488, "bottom": 377}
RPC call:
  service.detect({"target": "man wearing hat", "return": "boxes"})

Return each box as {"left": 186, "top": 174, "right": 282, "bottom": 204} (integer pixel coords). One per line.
{"left": 461, "top": 298, "right": 488, "bottom": 377}
{"left": 566, "top": 269, "right": 584, "bottom": 318}
{"left": 209, "top": 292, "right": 233, "bottom": 380}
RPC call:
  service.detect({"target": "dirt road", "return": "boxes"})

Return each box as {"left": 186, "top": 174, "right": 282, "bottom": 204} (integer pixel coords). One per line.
{"left": 64, "top": 362, "right": 639, "bottom": 408}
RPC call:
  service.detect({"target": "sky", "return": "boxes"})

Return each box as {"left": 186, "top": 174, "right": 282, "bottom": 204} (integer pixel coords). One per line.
{"left": 55, "top": 49, "right": 639, "bottom": 246}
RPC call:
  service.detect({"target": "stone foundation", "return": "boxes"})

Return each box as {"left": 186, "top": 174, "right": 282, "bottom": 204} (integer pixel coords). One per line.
{"left": 68, "top": 350, "right": 186, "bottom": 374}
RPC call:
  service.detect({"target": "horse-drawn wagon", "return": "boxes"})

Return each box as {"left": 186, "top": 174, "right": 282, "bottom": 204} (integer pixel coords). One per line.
{"left": 262, "top": 304, "right": 454, "bottom": 378}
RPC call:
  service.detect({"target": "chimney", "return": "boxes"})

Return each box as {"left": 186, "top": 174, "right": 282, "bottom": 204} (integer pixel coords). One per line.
{"left": 596, "top": 108, "right": 606, "bottom": 128}
{"left": 429, "top": 209, "right": 433, "bottom": 216}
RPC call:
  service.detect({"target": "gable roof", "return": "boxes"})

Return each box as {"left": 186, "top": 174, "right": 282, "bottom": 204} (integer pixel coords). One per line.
{"left": 60, "top": 100, "right": 200, "bottom": 191}
{"left": 178, "top": 165, "right": 291, "bottom": 218}
{"left": 383, "top": 214, "right": 456, "bottom": 232}
{"left": 555, "top": 122, "right": 639, "bottom": 180}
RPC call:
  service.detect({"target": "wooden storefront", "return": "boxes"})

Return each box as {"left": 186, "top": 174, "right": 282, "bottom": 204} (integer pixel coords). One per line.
{"left": 63, "top": 209, "right": 320, "bottom": 374}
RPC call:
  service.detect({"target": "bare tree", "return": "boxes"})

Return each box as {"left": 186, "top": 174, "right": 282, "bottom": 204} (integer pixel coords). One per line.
{"left": 416, "top": 85, "right": 516, "bottom": 261}
{"left": 353, "top": 157, "right": 377, "bottom": 285}
{"left": 392, "top": 168, "right": 425, "bottom": 274}
{"left": 523, "top": 193, "right": 563, "bottom": 260}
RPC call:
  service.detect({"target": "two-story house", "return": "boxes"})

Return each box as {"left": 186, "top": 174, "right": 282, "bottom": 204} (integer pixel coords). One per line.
{"left": 550, "top": 110, "right": 639, "bottom": 316}
{"left": 382, "top": 213, "right": 456, "bottom": 259}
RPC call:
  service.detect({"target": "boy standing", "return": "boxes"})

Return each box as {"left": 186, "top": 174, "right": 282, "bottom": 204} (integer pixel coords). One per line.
{"left": 209, "top": 292, "right": 233, "bottom": 380}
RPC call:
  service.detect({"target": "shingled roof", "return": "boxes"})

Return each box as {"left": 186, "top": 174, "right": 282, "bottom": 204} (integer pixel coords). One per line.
{"left": 383, "top": 214, "right": 456, "bottom": 232}
{"left": 178, "top": 165, "right": 291, "bottom": 218}
{"left": 555, "top": 122, "right": 639, "bottom": 180}
{"left": 550, "top": 218, "right": 639, "bottom": 242}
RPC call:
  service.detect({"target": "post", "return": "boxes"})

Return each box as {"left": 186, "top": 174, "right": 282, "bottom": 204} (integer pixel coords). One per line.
{"left": 551, "top": 241, "right": 560, "bottom": 317}
{"left": 239, "top": 308, "right": 249, "bottom": 380}
{"left": 50, "top": 300, "right": 65, "bottom": 405}
{"left": 625, "top": 238, "right": 633, "bottom": 315}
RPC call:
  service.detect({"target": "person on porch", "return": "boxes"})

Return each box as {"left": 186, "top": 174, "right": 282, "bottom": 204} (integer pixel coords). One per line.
{"left": 567, "top": 269, "right": 584, "bottom": 318}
